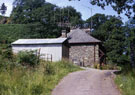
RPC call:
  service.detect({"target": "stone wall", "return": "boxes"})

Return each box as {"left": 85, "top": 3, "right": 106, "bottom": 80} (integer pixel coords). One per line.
{"left": 69, "top": 44, "right": 99, "bottom": 67}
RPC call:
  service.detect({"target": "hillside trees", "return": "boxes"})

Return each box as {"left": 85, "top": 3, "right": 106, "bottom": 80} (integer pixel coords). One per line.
{"left": 125, "top": 18, "right": 135, "bottom": 67}
{"left": 12, "top": 1, "right": 83, "bottom": 26}
{"left": 85, "top": 13, "right": 112, "bottom": 31}
{"left": 91, "top": 16, "right": 127, "bottom": 64}
{"left": 60, "top": 6, "right": 83, "bottom": 27}
{"left": 11, "top": 0, "right": 83, "bottom": 26}
{"left": 11, "top": 0, "right": 83, "bottom": 38}
{"left": 11, "top": 0, "right": 60, "bottom": 38}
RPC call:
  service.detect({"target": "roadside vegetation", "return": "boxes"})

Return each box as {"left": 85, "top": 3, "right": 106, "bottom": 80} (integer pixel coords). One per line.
{"left": 0, "top": 51, "right": 81, "bottom": 95}
{"left": 115, "top": 66, "right": 135, "bottom": 95}
{"left": 0, "top": 0, "right": 135, "bottom": 94}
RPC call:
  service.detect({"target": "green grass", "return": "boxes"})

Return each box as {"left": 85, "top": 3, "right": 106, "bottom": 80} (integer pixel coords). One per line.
{"left": 0, "top": 60, "right": 81, "bottom": 95}
{"left": 115, "top": 67, "right": 135, "bottom": 95}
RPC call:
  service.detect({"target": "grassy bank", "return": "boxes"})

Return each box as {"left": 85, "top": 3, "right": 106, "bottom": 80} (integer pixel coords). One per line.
{"left": 115, "top": 67, "right": 135, "bottom": 95}
{"left": 0, "top": 60, "right": 81, "bottom": 95}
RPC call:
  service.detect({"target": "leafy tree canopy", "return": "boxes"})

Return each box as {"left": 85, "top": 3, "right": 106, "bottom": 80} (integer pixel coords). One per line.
{"left": 69, "top": 0, "right": 135, "bottom": 18}
{"left": 11, "top": 0, "right": 83, "bottom": 27}
{"left": 85, "top": 13, "right": 113, "bottom": 30}
{"left": 91, "top": 16, "right": 128, "bottom": 64}
{"left": 124, "top": 18, "right": 135, "bottom": 67}
{"left": 10, "top": 0, "right": 83, "bottom": 39}
{"left": 0, "top": 3, "right": 7, "bottom": 15}
{"left": 90, "top": 0, "right": 135, "bottom": 18}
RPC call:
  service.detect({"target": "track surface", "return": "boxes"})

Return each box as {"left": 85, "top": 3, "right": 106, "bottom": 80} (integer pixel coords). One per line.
{"left": 52, "top": 68, "right": 120, "bottom": 95}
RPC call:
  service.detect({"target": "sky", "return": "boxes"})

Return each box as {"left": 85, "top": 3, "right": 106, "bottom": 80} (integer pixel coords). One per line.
{"left": 0, "top": 0, "right": 129, "bottom": 23}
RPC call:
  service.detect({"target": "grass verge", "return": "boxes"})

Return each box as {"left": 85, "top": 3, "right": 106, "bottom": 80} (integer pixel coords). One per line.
{"left": 0, "top": 60, "right": 81, "bottom": 95}
{"left": 115, "top": 66, "right": 135, "bottom": 95}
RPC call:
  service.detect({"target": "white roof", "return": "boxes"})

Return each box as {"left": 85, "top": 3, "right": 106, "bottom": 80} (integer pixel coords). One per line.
{"left": 12, "top": 38, "right": 67, "bottom": 45}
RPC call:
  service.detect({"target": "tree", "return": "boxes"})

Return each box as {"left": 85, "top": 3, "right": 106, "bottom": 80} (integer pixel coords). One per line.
{"left": 0, "top": 3, "right": 7, "bottom": 15}
{"left": 60, "top": 6, "right": 83, "bottom": 27}
{"left": 85, "top": 13, "right": 112, "bottom": 31}
{"left": 11, "top": 0, "right": 83, "bottom": 38}
{"left": 125, "top": 18, "right": 135, "bottom": 68}
{"left": 90, "top": 0, "right": 135, "bottom": 18}
{"left": 11, "top": 0, "right": 62, "bottom": 38}
{"left": 69, "top": 0, "right": 135, "bottom": 18}
{"left": 12, "top": 0, "right": 83, "bottom": 25}
{"left": 92, "top": 17, "right": 127, "bottom": 64}
{"left": 11, "top": 0, "right": 46, "bottom": 23}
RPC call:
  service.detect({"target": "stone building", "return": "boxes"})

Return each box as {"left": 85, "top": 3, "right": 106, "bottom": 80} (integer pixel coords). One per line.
{"left": 12, "top": 28, "right": 105, "bottom": 67}
{"left": 63, "top": 28, "right": 102, "bottom": 67}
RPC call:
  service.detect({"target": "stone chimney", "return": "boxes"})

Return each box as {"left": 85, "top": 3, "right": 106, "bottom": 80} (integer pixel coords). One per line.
{"left": 82, "top": 28, "right": 91, "bottom": 34}
{"left": 61, "top": 30, "right": 67, "bottom": 38}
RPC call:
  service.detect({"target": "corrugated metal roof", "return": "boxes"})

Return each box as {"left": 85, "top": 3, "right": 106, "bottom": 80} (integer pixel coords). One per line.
{"left": 67, "top": 28, "right": 101, "bottom": 43}
{"left": 12, "top": 38, "right": 67, "bottom": 45}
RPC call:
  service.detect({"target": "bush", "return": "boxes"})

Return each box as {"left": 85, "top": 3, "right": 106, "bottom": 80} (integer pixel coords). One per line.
{"left": 0, "top": 44, "right": 13, "bottom": 59}
{"left": 44, "top": 61, "right": 55, "bottom": 75}
{"left": 93, "top": 63, "right": 121, "bottom": 70}
{"left": 31, "top": 84, "right": 43, "bottom": 95}
{"left": 16, "top": 51, "right": 40, "bottom": 66}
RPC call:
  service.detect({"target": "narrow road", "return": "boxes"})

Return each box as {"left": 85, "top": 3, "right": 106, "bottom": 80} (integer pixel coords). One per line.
{"left": 52, "top": 68, "right": 121, "bottom": 95}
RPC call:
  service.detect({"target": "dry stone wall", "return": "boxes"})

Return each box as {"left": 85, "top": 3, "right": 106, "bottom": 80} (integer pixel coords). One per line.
{"left": 69, "top": 44, "right": 99, "bottom": 67}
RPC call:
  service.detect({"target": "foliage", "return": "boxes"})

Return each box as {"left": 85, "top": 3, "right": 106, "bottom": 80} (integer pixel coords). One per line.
{"left": 16, "top": 51, "right": 40, "bottom": 66}
{"left": 0, "top": 16, "right": 9, "bottom": 24}
{"left": 0, "top": 3, "right": 7, "bottom": 15}
{"left": 0, "top": 24, "right": 62, "bottom": 45}
{"left": 44, "top": 61, "right": 56, "bottom": 75}
{"left": 11, "top": 0, "right": 83, "bottom": 27}
{"left": 85, "top": 13, "right": 112, "bottom": 30}
{"left": 0, "top": 57, "right": 81, "bottom": 95}
{"left": 94, "top": 62, "right": 121, "bottom": 70}
{"left": 126, "top": 18, "right": 135, "bottom": 68}
{"left": 101, "top": 64, "right": 121, "bottom": 70}
{"left": 12, "top": 1, "right": 53, "bottom": 24}
{"left": 115, "top": 66, "right": 135, "bottom": 95}
{"left": 90, "top": 0, "right": 135, "bottom": 18}
{"left": 0, "top": 44, "right": 13, "bottom": 59}
{"left": 60, "top": 6, "right": 83, "bottom": 27}
{"left": 11, "top": 1, "right": 63, "bottom": 38}
{"left": 10, "top": 0, "right": 83, "bottom": 39}
{"left": 91, "top": 16, "right": 127, "bottom": 65}
{"left": 69, "top": 0, "right": 135, "bottom": 18}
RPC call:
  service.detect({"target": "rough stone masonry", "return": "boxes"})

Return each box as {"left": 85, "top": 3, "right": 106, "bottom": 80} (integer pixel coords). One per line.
{"left": 69, "top": 44, "right": 99, "bottom": 67}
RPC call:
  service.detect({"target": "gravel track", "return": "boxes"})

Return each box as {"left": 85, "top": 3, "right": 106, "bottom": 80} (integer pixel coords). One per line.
{"left": 52, "top": 68, "right": 121, "bottom": 95}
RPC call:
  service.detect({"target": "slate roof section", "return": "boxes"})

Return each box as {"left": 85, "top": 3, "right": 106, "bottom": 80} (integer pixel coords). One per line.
{"left": 12, "top": 38, "right": 67, "bottom": 45}
{"left": 67, "top": 28, "right": 101, "bottom": 44}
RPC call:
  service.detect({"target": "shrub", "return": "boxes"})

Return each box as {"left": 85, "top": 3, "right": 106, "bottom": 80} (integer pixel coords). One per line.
{"left": 16, "top": 51, "right": 40, "bottom": 66}
{"left": 44, "top": 62, "right": 55, "bottom": 75}
{"left": 31, "top": 84, "right": 43, "bottom": 95}
{"left": 0, "top": 44, "right": 13, "bottom": 59}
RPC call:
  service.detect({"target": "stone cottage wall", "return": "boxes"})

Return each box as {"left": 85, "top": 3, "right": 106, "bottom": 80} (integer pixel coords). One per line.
{"left": 69, "top": 44, "right": 99, "bottom": 67}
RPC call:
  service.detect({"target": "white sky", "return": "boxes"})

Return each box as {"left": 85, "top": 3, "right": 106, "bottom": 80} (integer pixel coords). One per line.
{"left": 0, "top": 0, "right": 129, "bottom": 22}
